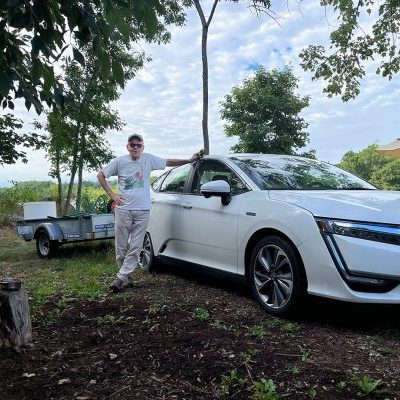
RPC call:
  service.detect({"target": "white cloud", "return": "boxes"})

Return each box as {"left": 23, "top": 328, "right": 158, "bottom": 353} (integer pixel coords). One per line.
{"left": 1, "top": 0, "right": 400, "bottom": 184}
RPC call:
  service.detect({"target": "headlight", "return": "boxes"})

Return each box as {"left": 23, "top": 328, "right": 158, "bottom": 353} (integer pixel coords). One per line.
{"left": 315, "top": 218, "right": 400, "bottom": 293}
{"left": 315, "top": 218, "right": 400, "bottom": 246}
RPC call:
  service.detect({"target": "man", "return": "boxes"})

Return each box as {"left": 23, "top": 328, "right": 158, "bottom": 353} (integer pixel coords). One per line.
{"left": 97, "top": 133, "right": 200, "bottom": 292}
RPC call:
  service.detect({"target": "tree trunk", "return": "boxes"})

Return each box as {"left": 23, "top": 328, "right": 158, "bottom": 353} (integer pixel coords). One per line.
{"left": 55, "top": 149, "right": 63, "bottom": 214}
{"left": 201, "top": 25, "right": 210, "bottom": 155}
{"left": 64, "top": 121, "right": 81, "bottom": 215}
{"left": 0, "top": 289, "right": 32, "bottom": 348}
{"left": 76, "top": 130, "right": 86, "bottom": 212}
{"left": 194, "top": 0, "right": 219, "bottom": 156}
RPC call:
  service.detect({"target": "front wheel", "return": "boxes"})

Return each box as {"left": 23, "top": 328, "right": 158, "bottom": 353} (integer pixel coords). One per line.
{"left": 36, "top": 230, "right": 59, "bottom": 259}
{"left": 249, "top": 236, "right": 306, "bottom": 317}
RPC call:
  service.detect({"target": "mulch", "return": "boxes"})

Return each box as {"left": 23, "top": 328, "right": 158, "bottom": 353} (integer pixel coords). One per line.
{"left": 1, "top": 265, "right": 399, "bottom": 399}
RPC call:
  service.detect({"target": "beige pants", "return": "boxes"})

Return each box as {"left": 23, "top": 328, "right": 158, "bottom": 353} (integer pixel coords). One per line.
{"left": 114, "top": 208, "right": 150, "bottom": 281}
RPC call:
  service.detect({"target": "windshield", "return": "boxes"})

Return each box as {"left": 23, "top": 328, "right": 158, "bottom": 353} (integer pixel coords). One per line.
{"left": 230, "top": 155, "right": 377, "bottom": 190}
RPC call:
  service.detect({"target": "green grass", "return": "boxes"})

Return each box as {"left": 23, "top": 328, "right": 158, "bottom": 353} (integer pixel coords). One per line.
{"left": 0, "top": 226, "right": 116, "bottom": 318}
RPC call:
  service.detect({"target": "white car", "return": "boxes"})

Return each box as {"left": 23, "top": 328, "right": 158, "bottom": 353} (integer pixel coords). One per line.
{"left": 141, "top": 154, "right": 400, "bottom": 316}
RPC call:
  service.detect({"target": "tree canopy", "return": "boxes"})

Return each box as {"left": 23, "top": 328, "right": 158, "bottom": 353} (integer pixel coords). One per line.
{"left": 220, "top": 66, "right": 311, "bottom": 155}
{"left": 0, "top": 0, "right": 187, "bottom": 166}
{"left": 0, "top": 0, "right": 186, "bottom": 114}
{"left": 338, "top": 143, "right": 400, "bottom": 190}
{"left": 300, "top": 1, "right": 400, "bottom": 101}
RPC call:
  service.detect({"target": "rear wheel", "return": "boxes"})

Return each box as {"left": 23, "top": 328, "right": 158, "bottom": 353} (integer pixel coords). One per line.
{"left": 139, "top": 232, "right": 157, "bottom": 272}
{"left": 249, "top": 236, "right": 306, "bottom": 317}
{"left": 36, "top": 230, "right": 59, "bottom": 259}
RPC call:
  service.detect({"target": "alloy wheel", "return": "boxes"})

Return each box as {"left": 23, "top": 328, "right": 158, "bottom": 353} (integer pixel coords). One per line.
{"left": 253, "top": 244, "right": 294, "bottom": 310}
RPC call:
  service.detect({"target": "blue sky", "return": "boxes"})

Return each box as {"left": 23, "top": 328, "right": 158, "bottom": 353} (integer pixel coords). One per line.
{"left": 1, "top": 0, "right": 400, "bottom": 185}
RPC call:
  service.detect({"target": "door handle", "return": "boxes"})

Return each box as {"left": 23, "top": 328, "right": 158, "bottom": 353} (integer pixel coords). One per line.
{"left": 182, "top": 202, "right": 193, "bottom": 209}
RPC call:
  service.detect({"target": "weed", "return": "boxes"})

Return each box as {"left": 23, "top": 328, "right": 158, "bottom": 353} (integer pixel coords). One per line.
{"left": 248, "top": 324, "right": 266, "bottom": 338}
{"left": 211, "top": 319, "right": 234, "bottom": 331}
{"left": 378, "top": 347, "right": 396, "bottom": 356}
{"left": 96, "top": 314, "right": 125, "bottom": 325}
{"left": 239, "top": 349, "right": 260, "bottom": 364}
{"left": 336, "top": 381, "right": 347, "bottom": 390}
{"left": 298, "top": 345, "right": 311, "bottom": 363}
{"left": 354, "top": 374, "right": 383, "bottom": 395}
{"left": 281, "top": 322, "right": 299, "bottom": 334}
{"left": 264, "top": 318, "right": 281, "bottom": 328}
{"left": 286, "top": 366, "right": 300, "bottom": 374}
{"left": 308, "top": 387, "right": 317, "bottom": 398}
{"left": 147, "top": 303, "right": 168, "bottom": 314}
{"left": 219, "top": 368, "right": 248, "bottom": 395}
{"left": 193, "top": 307, "right": 210, "bottom": 321}
{"left": 250, "top": 378, "right": 280, "bottom": 400}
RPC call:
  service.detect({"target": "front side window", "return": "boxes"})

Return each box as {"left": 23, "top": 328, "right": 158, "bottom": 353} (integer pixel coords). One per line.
{"left": 158, "top": 164, "right": 192, "bottom": 193}
{"left": 191, "top": 160, "right": 248, "bottom": 195}
{"left": 230, "top": 155, "right": 377, "bottom": 190}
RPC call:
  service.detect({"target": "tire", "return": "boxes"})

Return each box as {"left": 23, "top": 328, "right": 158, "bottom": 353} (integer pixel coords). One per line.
{"left": 36, "top": 230, "right": 59, "bottom": 259}
{"left": 249, "top": 235, "right": 306, "bottom": 317}
{"left": 139, "top": 232, "right": 157, "bottom": 272}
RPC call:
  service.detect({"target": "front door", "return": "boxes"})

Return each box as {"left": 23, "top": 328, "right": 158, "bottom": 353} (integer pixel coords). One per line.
{"left": 177, "top": 159, "right": 249, "bottom": 273}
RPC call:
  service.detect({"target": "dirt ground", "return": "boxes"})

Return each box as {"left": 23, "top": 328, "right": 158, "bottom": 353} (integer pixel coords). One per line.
{"left": 1, "top": 263, "right": 400, "bottom": 400}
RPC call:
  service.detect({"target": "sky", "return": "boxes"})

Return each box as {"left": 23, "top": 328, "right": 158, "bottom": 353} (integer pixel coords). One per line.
{"left": 1, "top": 0, "right": 399, "bottom": 186}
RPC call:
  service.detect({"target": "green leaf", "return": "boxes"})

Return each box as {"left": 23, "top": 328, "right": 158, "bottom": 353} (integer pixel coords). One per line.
{"left": 112, "top": 60, "right": 124, "bottom": 86}
{"left": 73, "top": 47, "right": 85, "bottom": 66}
{"left": 143, "top": 7, "right": 158, "bottom": 38}
{"left": 105, "top": 9, "right": 131, "bottom": 38}
{"left": 99, "top": 52, "right": 111, "bottom": 77}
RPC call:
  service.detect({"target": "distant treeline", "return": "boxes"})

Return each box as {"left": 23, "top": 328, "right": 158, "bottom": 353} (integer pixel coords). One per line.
{"left": 0, "top": 180, "right": 117, "bottom": 226}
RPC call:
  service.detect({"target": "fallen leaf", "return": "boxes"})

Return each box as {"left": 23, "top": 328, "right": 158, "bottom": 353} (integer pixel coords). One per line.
{"left": 58, "top": 378, "right": 71, "bottom": 385}
{"left": 22, "top": 373, "right": 36, "bottom": 378}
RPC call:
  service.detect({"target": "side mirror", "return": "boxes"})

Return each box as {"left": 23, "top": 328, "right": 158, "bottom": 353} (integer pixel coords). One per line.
{"left": 200, "top": 180, "right": 231, "bottom": 205}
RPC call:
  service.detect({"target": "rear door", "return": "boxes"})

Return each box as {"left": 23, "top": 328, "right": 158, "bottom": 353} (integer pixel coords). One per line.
{"left": 148, "top": 163, "right": 193, "bottom": 257}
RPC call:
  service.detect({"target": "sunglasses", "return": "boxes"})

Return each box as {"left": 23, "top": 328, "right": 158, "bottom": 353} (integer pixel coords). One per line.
{"left": 128, "top": 143, "right": 143, "bottom": 149}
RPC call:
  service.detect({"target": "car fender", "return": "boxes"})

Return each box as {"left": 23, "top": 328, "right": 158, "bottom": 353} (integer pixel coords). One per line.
{"left": 237, "top": 195, "right": 318, "bottom": 274}
{"left": 34, "top": 223, "right": 64, "bottom": 241}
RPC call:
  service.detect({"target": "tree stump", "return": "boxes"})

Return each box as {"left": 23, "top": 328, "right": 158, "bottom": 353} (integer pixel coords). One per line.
{"left": 0, "top": 283, "right": 33, "bottom": 348}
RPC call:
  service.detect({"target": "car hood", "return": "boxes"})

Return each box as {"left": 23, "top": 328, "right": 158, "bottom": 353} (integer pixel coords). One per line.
{"left": 268, "top": 190, "right": 400, "bottom": 224}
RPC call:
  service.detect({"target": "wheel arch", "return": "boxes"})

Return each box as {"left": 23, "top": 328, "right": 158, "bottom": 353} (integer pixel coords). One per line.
{"left": 33, "top": 223, "right": 63, "bottom": 241}
{"left": 244, "top": 228, "right": 308, "bottom": 288}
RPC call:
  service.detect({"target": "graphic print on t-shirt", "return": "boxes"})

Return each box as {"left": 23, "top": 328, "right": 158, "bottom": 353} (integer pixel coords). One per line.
{"left": 124, "top": 165, "right": 144, "bottom": 190}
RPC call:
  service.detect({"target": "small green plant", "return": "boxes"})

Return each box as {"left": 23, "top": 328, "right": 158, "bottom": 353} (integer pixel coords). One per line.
{"left": 147, "top": 303, "right": 168, "bottom": 314}
{"left": 211, "top": 319, "right": 233, "bottom": 331}
{"left": 286, "top": 366, "right": 300, "bottom": 374}
{"left": 264, "top": 318, "right": 281, "bottom": 328}
{"left": 378, "top": 347, "right": 396, "bottom": 356}
{"left": 96, "top": 314, "right": 125, "bottom": 325}
{"left": 250, "top": 378, "right": 280, "bottom": 400}
{"left": 354, "top": 375, "right": 383, "bottom": 395}
{"left": 239, "top": 349, "right": 260, "bottom": 364}
{"left": 336, "top": 381, "right": 347, "bottom": 390}
{"left": 219, "top": 368, "right": 248, "bottom": 395}
{"left": 308, "top": 387, "right": 317, "bottom": 398}
{"left": 193, "top": 307, "right": 210, "bottom": 321}
{"left": 248, "top": 324, "right": 266, "bottom": 338}
{"left": 281, "top": 322, "right": 299, "bottom": 334}
{"left": 298, "top": 345, "right": 311, "bottom": 363}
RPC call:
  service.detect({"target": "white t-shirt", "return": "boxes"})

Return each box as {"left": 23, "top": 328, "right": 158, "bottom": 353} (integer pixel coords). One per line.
{"left": 101, "top": 153, "right": 166, "bottom": 210}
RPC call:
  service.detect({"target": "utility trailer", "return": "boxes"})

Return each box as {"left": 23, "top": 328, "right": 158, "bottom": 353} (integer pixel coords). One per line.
{"left": 16, "top": 201, "right": 115, "bottom": 258}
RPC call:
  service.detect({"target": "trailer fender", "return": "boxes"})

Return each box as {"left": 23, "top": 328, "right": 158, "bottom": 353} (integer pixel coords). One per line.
{"left": 34, "top": 223, "right": 64, "bottom": 241}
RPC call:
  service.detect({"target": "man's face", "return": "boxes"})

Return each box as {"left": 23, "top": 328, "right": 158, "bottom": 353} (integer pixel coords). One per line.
{"left": 127, "top": 139, "right": 144, "bottom": 160}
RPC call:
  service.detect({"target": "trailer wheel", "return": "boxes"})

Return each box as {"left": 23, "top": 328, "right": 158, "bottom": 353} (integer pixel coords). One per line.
{"left": 36, "top": 230, "right": 59, "bottom": 259}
